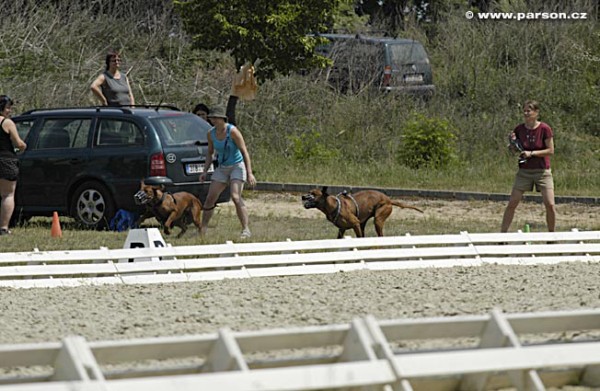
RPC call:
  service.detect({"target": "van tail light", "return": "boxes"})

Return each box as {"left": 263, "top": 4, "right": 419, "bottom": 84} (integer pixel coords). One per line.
{"left": 150, "top": 153, "right": 167, "bottom": 176}
{"left": 383, "top": 65, "right": 392, "bottom": 86}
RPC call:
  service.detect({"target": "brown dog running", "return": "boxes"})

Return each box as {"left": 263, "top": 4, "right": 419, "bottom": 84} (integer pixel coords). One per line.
{"left": 134, "top": 180, "right": 202, "bottom": 238}
{"left": 302, "top": 186, "right": 423, "bottom": 238}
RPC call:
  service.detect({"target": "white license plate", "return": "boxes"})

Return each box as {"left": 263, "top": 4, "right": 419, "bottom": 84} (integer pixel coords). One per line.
{"left": 404, "top": 74, "right": 423, "bottom": 83}
{"left": 185, "top": 163, "right": 213, "bottom": 175}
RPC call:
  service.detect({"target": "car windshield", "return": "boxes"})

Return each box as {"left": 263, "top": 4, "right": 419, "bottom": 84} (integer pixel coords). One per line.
{"left": 388, "top": 43, "right": 428, "bottom": 65}
{"left": 151, "top": 113, "right": 211, "bottom": 146}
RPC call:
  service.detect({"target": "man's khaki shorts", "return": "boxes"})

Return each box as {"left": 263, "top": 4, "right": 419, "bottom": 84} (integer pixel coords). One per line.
{"left": 513, "top": 169, "right": 554, "bottom": 192}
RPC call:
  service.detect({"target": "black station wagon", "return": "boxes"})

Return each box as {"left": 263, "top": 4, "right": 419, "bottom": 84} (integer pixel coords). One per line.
{"left": 11, "top": 105, "right": 228, "bottom": 229}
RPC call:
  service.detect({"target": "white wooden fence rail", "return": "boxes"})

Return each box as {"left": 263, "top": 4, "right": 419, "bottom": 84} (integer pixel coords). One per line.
{"left": 1, "top": 309, "right": 600, "bottom": 390}
{"left": 0, "top": 229, "right": 599, "bottom": 288}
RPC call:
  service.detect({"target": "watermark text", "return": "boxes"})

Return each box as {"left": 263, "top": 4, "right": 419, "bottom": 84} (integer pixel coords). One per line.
{"left": 465, "top": 11, "right": 587, "bottom": 21}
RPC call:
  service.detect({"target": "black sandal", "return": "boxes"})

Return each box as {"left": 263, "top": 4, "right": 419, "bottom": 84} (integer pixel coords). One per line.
{"left": 0, "top": 228, "right": 12, "bottom": 236}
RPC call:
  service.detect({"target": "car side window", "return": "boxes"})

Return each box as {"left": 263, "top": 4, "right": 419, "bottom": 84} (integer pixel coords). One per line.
{"left": 36, "top": 119, "right": 91, "bottom": 150}
{"left": 66, "top": 119, "right": 92, "bottom": 148}
{"left": 14, "top": 119, "right": 35, "bottom": 142}
{"left": 95, "top": 119, "right": 144, "bottom": 147}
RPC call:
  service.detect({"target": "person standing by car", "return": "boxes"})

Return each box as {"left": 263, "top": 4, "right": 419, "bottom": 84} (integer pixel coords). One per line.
{"left": 199, "top": 106, "right": 256, "bottom": 238}
{"left": 501, "top": 100, "right": 556, "bottom": 232}
{"left": 90, "top": 50, "right": 135, "bottom": 106}
{"left": 193, "top": 95, "right": 238, "bottom": 126}
{"left": 0, "top": 95, "right": 27, "bottom": 235}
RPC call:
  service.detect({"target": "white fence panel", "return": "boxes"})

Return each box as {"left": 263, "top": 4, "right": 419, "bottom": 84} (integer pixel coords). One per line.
{"left": 0, "top": 230, "right": 598, "bottom": 288}
{"left": 1, "top": 309, "right": 600, "bottom": 390}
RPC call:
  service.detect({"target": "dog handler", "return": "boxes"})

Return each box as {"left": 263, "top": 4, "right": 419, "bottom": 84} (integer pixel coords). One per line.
{"left": 199, "top": 106, "right": 256, "bottom": 238}
{"left": 0, "top": 95, "right": 27, "bottom": 235}
{"left": 501, "top": 100, "right": 555, "bottom": 232}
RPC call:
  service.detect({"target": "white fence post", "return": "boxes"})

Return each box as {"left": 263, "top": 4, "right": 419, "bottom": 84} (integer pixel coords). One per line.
{"left": 51, "top": 336, "right": 105, "bottom": 382}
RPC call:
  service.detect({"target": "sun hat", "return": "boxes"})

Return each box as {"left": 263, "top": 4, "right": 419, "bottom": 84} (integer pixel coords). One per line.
{"left": 207, "top": 105, "right": 228, "bottom": 120}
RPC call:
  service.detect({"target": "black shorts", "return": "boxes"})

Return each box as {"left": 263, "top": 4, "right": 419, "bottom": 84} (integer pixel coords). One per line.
{"left": 0, "top": 157, "right": 19, "bottom": 181}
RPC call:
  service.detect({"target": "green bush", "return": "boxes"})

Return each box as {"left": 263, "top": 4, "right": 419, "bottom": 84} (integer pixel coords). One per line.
{"left": 398, "top": 114, "right": 458, "bottom": 169}
{"left": 289, "top": 130, "right": 340, "bottom": 162}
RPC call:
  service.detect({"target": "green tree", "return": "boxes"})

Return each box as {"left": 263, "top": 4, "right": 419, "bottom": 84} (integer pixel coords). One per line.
{"left": 334, "top": 0, "right": 370, "bottom": 33}
{"left": 174, "top": 0, "right": 339, "bottom": 80}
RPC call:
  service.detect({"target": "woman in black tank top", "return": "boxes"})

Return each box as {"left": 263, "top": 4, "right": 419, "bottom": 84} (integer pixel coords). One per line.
{"left": 0, "top": 95, "right": 27, "bottom": 235}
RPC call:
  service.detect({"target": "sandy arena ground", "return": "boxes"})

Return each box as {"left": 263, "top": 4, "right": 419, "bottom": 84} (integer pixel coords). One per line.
{"left": 1, "top": 262, "right": 600, "bottom": 344}
{"left": 1, "top": 193, "right": 599, "bottom": 345}
{"left": 0, "top": 193, "right": 599, "bottom": 389}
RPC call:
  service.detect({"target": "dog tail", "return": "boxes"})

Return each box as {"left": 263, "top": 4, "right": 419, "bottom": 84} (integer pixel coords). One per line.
{"left": 391, "top": 200, "right": 424, "bottom": 213}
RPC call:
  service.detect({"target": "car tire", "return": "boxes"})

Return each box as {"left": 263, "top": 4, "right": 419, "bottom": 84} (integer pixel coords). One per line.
{"left": 9, "top": 210, "right": 31, "bottom": 228}
{"left": 70, "top": 181, "right": 115, "bottom": 230}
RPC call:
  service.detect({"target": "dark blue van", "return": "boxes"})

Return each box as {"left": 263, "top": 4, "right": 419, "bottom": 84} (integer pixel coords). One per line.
{"left": 314, "top": 33, "right": 435, "bottom": 96}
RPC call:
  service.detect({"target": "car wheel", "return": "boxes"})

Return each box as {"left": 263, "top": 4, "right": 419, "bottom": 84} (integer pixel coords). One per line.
{"left": 9, "top": 210, "right": 31, "bottom": 227}
{"left": 70, "top": 181, "right": 115, "bottom": 230}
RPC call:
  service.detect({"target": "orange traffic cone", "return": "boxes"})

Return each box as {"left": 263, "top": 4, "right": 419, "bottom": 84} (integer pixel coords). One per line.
{"left": 51, "top": 211, "right": 62, "bottom": 238}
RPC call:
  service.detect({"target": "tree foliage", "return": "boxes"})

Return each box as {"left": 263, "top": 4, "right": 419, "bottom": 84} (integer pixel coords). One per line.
{"left": 174, "top": 0, "right": 339, "bottom": 80}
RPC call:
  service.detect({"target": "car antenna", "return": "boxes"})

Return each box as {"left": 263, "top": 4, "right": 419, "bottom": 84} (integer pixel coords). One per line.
{"left": 155, "top": 100, "right": 162, "bottom": 112}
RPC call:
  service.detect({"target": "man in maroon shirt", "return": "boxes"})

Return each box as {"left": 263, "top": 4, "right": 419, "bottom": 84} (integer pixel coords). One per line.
{"left": 501, "top": 100, "right": 556, "bottom": 232}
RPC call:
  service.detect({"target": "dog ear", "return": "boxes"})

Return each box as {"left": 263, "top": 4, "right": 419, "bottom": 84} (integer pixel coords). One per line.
{"left": 321, "top": 186, "right": 328, "bottom": 195}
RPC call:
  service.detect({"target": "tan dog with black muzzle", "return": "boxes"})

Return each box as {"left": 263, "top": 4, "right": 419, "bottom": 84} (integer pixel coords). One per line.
{"left": 134, "top": 180, "right": 202, "bottom": 238}
{"left": 302, "top": 186, "right": 423, "bottom": 238}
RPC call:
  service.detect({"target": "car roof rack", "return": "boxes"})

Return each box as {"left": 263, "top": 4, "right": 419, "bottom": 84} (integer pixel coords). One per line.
{"left": 20, "top": 104, "right": 181, "bottom": 116}
{"left": 124, "top": 104, "right": 181, "bottom": 112}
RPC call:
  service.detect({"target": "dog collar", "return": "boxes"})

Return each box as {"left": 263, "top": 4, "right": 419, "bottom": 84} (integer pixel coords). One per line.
{"left": 328, "top": 196, "right": 342, "bottom": 224}
{"left": 151, "top": 192, "right": 167, "bottom": 207}
{"left": 328, "top": 193, "right": 360, "bottom": 224}
{"left": 151, "top": 191, "right": 176, "bottom": 209}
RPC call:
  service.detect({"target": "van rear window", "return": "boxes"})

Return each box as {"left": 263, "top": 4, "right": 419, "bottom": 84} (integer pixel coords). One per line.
{"left": 389, "top": 43, "right": 428, "bottom": 65}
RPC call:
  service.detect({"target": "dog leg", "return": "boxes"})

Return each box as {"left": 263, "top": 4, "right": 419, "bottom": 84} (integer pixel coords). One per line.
{"left": 136, "top": 211, "right": 154, "bottom": 228}
{"left": 374, "top": 204, "right": 393, "bottom": 237}
{"left": 352, "top": 225, "right": 364, "bottom": 238}
{"left": 190, "top": 199, "right": 203, "bottom": 236}
{"left": 164, "top": 210, "right": 184, "bottom": 236}
{"left": 374, "top": 220, "right": 384, "bottom": 236}
{"left": 360, "top": 221, "right": 368, "bottom": 236}
{"left": 176, "top": 223, "right": 187, "bottom": 238}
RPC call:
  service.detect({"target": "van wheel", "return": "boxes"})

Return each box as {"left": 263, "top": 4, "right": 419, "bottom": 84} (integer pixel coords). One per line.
{"left": 70, "top": 181, "right": 115, "bottom": 230}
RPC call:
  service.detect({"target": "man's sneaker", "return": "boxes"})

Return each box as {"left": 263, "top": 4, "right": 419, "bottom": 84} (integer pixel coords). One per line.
{"left": 240, "top": 229, "right": 252, "bottom": 239}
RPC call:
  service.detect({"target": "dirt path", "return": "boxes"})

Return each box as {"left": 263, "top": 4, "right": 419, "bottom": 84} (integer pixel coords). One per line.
{"left": 231, "top": 191, "right": 600, "bottom": 231}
